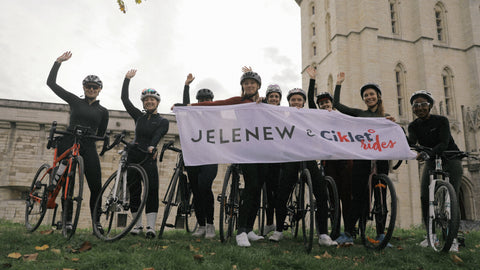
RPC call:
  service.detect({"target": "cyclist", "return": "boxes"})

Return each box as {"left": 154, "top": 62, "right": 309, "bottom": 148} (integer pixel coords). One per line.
{"left": 268, "top": 88, "right": 337, "bottom": 246}
{"left": 407, "top": 90, "right": 462, "bottom": 252}
{"left": 179, "top": 73, "right": 218, "bottom": 239}
{"left": 183, "top": 70, "right": 267, "bottom": 247}
{"left": 121, "top": 69, "right": 169, "bottom": 238}
{"left": 46, "top": 51, "right": 109, "bottom": 233}
{"left": 306, "top": 66, "right": 353, "bottom": 237}
{"left": 332, "top": 76, "right": 395, "bottom": 246}
{"left": 262, "top": 84, "right": 284, "bottom": 236}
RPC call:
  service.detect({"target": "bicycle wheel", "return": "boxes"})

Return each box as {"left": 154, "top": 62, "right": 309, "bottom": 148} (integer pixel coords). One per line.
{"left": 325, "top": 176, "right": 340, "bottom": 239}
{"left": 62, "top": 156, "right": 84, "bottom": 239}
{"left": 300, "top": 169, "right": 315, "bottom": 253}
{"left": 182, "top": 176, "right": 197, "bottom": 233}
{"left": 290, "top": 181, "right": 301, "bottom": 238}
{"left": 25, "top": 164, "right": 50, "bottom": 232}
{"left": 93, "top": 164, "right": 148, "bottom": 241}
{"left": 360, "top": 174, "right": 397, "bottom": 250}
{"left": 428, "top": 181, "right": 460, "bottom": 252}
{"left": 257, "top": 183, "right": 267, "bottom": 235}
{"left": 219, "top": 165, "right": 240, "bottom": 243}
{"left": 158, "top": 167, "right": 181, "bottom": 238}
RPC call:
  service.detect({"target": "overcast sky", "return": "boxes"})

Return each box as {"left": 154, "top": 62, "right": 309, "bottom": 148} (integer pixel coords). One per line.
{"left": 0, "top": 0, "right": 302, "bottom": 113}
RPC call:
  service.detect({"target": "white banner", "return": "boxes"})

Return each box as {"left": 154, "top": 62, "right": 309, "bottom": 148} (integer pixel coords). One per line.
{"left": 173, "top": 103, "right": 416, "bottom": 166}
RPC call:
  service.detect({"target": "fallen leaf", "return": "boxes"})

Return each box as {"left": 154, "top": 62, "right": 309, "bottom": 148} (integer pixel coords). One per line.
{"left": 189, "top": 245, "right": 199, "bottom": 252}
{"left": 71, "top": 258, "right": 80, "bottom": 262}
{"left": 23, "top": 253, "right": 38, "bottom": 261}
{"left": 283, "top": 250, "right": 290, "bottom": 254}
{"left": 78, "top": 241, "right": 92, "bottom": 252}
{"left": 7, "top": 252, "right": 22, "bottom": 259}
{"left": 209, "top": 252, "right": 216, "bottom": 255}
{"left": 193, "top": 254, "right": 204, "bottom": 262}
{"left": 397, "top": 246, "right": 403, "bottom": 250}
{"left": 451, "top": 254, "right": 463, "bottom": 264}
{"left": 475, "top": 244, "right": 480, "bottom": 248}
{"left": 51, "top": 249, "right": 61, "bottom": 255}
{"left": 131, "top": 243, "right": 142, "bottom": 248}
{"left": 314, "top": 255, "right": 321, "bottom": 259}
{"left": 321, "top": 251, "right": 332, "bottom": 259}
{"left": 40, "top": 230, "right": 54, "bottom": 235}
{"left": 35, "top": 244, "right": 49, "bottom": 251}
{"left": 195, "top": 239, "right": 201, "bottom": 242}
{"left": 232, "top": 265, "right": 238, "bottom": 270}
{"left": 143, "top": 268, "right": 155, "bottom": 270}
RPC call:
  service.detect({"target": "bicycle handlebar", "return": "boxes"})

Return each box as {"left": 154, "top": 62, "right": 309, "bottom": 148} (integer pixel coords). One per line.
{"left": 99, "top": 130, "right": 155, "bottom": 157}
{"left": 159, "top": 141, "right": 181, "bottom": 162}
{"left": 410, "top": 145, "right": 478, "bottom": 161}
{"left": 47, "top": 121, "right": 109, "bottom": 150}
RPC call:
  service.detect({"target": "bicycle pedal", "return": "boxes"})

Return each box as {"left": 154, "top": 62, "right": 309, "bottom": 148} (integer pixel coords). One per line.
{"left": 165, "top": 223, "right": 175, "bottom": 228}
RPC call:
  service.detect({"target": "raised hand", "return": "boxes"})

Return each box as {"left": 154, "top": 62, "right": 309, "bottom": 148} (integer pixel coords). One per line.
{"left": 242, "top": 66, "right": 252, "bottom": 73}
{"left": 306, "top": 65, "right": 316, "bottom": 79}
{"left": 336, "top": 72, "right": 345, "bottom": 85}
{"left": 125, "top": 69, "right": 137, "bottom": 79}
{"left": 56, "top": 51, "right": 72, "bottom": 63}
{"left": 185, "top": 73, "right": 195, "bottom": 85}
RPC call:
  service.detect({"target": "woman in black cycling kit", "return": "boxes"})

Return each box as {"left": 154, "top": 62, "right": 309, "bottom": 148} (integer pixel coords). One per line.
{"left": 269, "top": 88, "right": 337, "bottom": 246}
{"left": 46, "top": 51, "right": 109, "bottom": 232}
{"left": 121, "top": 69, "right": 169, "bottom": 238}
{"left": 407, "top": 90, "right": 462, "bottom": 251}
{"left": 332, "top": 75, "right": 395, "bottom": 245}
{"left": 306, "top": 67, "right": 353, "bottom": 238}
{"left": 179, "top": 73, "right": 218, "bottom": 239}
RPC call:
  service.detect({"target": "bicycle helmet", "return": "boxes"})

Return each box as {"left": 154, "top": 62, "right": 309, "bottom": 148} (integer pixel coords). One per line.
{"left": 287, "top": 88, "right": 306, "bottom": 101}
{"left": 141, "top": 88, "right": 161, "bottom": 102}
{"left": 360, "top": 83, "right": 381, "bottom": 98}
{"left": 82, "top": 75, "right": 103, "bottom": 88}
{"left": 265, "top": 84, "right": 282, "bottom": 98}
{"left": 196, "top": 88, "right": 214, "bottom": 100}
{"left": 316, "top": 91, "right": 333, "bottom": 102}
{"left": 410, "top": 90, "right": 434, "bottom": 105}
{"left": 240, "top": 71, "right": 262, "bottom": 88}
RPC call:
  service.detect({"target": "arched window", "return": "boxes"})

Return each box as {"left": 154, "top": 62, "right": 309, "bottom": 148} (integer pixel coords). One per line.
{"left": 311, "top": 2, "right": 315, "bottom": 15}
{"left": 327, "top": 74, "right": 333, "bottom": 93}
{"left": 394, "top": 63, "right": 406, "bottom": 117}
{"left": 389, "top": 0, "right": 400, "bottom": 34}
{"left": 313, "top": 44, "right": 317, "bottom": 56}
{"left": 442, "top": 67, "right": 455, "bottom": 116}
{"left": 312, "top": 24, "right": 316, "bottom": 36}
{"left": 325, "top": 13, "right": 332, "bottom": 53}
{"left": 434, "top": 2, "right": 447, "bottom": 42}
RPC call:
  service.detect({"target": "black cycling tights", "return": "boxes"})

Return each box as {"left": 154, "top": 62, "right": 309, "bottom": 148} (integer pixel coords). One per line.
{"left": 186, "top": 164, "right": 218, "bottom": 226}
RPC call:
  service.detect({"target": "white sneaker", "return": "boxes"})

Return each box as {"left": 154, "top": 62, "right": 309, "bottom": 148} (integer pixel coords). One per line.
{"left": 450, "top": 238, "right": 459, "bottom": 252}
{"left": 205, "top": 224, "right": 215, "bottom": 239}
{"left": 262, "top": 224, "right": 276, "bottom": 236}
{"left": 319, "top": 234, "right": 338, "bottom": 246}
{"left": 192, "top": 226, "right": 206, "bottom": 237}
{"left": 145, "top": 226, "right": 156, "bottom": 239}
{"left": 236, "top": 232, "right": 251, "bottom": 247}
{"left": 269, "top": 231, "right": 284, "bottom": 242}
{"left": 247, "top": 231, "right": 264, "bottom": 241}
{"left": 130, "top": 226, "right": 143, "bottom": 235}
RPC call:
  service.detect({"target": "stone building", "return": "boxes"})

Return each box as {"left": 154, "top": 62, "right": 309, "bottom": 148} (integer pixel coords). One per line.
{"left": 295, "top": 0, "right": 480, "bottom": 226}
{"left": 0, "top": 99, "right": 228, "bottom": 230}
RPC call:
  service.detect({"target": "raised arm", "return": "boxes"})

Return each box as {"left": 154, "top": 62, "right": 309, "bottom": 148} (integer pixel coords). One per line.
{"left": 46, "top": 51, "right": 80, "bottom": 103}
{"left": 121, "top": 69, "right": 143, "bottom": 120}
{"left": 183, "top": 73, "right": 195, "bottom": 105}
{"left": 332, "top": 72, "right": 363, "bottom": 116}
{"left": 306, "top": 66, "right": 317, "bottom": 109}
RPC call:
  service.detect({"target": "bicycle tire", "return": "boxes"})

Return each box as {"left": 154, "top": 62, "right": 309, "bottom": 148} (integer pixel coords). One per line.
{"left": 62, "top": 156, "right": 84, "bottom": 239}
{"left": 300, "top": 168, "right": 315, "bottom": 253}
{"left": 359, "top": 174, "right": 397, "bottom": 250}
{"left": 257, "top": 183, "right": 267, "bottom": 235}
{"left": 25, "top": 164, "right": 51, "bottom": 232}
{"left": 291, "top": 180, "right": 301, "bottom": 238}
{"left": 93, "top": 164, "right": 149, "bottom": 241}
{"left": 325, "top": 176, "right": 340, "bottom": 240}
{"left": 285, "top": 182, "right": 297, "bottom": 236}
{"left": 428, "top": 181, "right": 459, "bottom": 252}
{"left": 158, "top": 167, "right": 181, "bottom": 238}
{"left": 182, "top": 175, "right": 197, "bottom": 233}
{"left": 219, "top": 165, "right": 239, "bottom": 243}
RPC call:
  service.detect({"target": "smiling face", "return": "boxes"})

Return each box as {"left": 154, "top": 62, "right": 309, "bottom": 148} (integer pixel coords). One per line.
{"left": 317, "top": 99, "right": 333, "bottom": 110}
{"left": 142, "top": 96, "right": 160, "bottom": 112}
{"left": 241, "top": 79, "right": 259, "bottom": 96}
{"left": 289, "top": 94, "right": 305, "bottom": 109}
{"left": 362, "top": 88, "right": 379, "bottom": 108}
{"left": 83, "top": 84, "right": 101, "bottom": 100}
{"left": 266, "top": 92, "right": 281, "bottom": 105}
{"left": 412, "top": 96, "right": 431, "bottom": 119}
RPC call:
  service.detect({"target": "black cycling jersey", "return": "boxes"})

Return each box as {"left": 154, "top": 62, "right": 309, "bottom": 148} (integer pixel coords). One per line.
{"left": 333, "top": 84, "right": 386, "bottom": 118}
{"left": 121, "top": 78, "right": 169, "bottom": 150}
{"left": 47, "top": 62, "right": 109, "bottom": 136}
{"left": 408, "top": 114, "right": 459, "bottom": 157}
{"left": 307, "top": 79, "right": 318, "bottom": 109}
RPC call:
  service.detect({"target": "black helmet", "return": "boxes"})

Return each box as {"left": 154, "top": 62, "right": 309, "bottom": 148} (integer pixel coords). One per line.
{"left": 196, "top": 88, "right": 214, "bottom": 100}
{"left": 410, "top": 90, "right": 434, "bottom": 105}
{"left": 360, "top": 83, "right": 381, "bottom": 98}
{"left": 287, "top": 88, "right": 306, "bottom": 101}
{"left": 265, "top": 84, "right": 282, "bottom": 98}
{"left": 316, "top": 91, "right": 333, "bottom": 103}
{"left": 82, "top": 75, "right": 103, "bottom": 88}
{"left": 240, "top": 71, "right": 262, "bottom": 88}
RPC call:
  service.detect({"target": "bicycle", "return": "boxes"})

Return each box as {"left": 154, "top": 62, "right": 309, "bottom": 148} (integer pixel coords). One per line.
{"left": 25, "top": 121, "right": 107, "bottom": 239}
{"left": 411, "top": 146, "right": 477, "bottom": 252}
{"left": 358, "top": 160, "right": 397, "bottom": 250}
{"left": 283, "top": 161, "right": 316, "bottom": 253}
{"left": 157, "top": 141, "right": 197, "bottom": 238}
{"left": 92, "top": 131, "right": 150, "bottom": 241}
{"left": 217, "top": 164, "right": 243, "bottom": 243}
